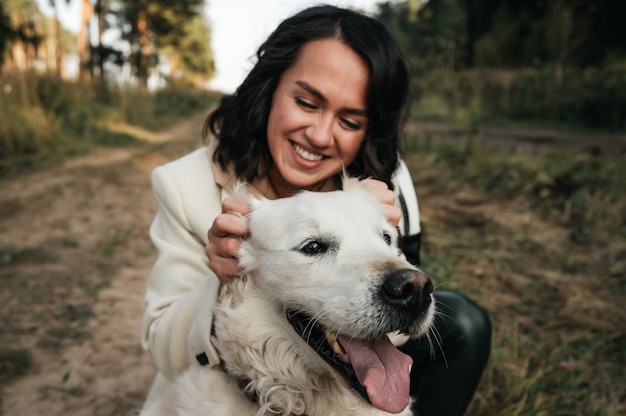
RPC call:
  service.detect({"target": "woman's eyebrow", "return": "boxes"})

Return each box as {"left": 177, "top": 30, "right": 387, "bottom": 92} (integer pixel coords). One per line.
{"left": 295, "top": 80, "right": 367, "bottom": 117}
{"left": 295, "top": 80, "right": 325, "bottom": 101}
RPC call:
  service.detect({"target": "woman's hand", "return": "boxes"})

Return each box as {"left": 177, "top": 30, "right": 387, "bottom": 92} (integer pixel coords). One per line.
{"left": 358, "top": 178, "right": 402, "bottom": 228}
{"left": 206, "top": 196, "right": 251, "bottom": 284}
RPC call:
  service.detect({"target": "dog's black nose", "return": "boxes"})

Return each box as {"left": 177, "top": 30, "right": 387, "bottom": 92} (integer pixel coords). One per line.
{"left": 381, "top": 269, "right": 433, "bottom": 312}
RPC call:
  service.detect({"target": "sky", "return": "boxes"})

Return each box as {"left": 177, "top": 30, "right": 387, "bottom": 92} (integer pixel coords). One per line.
{"left": 36, "top": 0, "right": 386, "bottom": 93}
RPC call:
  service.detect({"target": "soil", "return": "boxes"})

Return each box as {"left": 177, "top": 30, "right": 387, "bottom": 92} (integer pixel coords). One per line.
{"left": 0, "top": 116, "right": 623, "bottom": 415}
{"left": 0, "top": 113, "right": 207, "bottom": 416}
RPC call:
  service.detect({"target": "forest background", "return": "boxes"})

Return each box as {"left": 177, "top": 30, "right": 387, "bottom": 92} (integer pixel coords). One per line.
{"left": 1, "top": 1, "right": 625, "bottom": 415}
{"left": 2, "top": 0, "right": 626, "bottom": 170}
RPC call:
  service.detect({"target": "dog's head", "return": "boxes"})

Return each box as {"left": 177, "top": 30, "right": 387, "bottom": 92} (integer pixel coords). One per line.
{"left": 237, "top": 179, "right": 434, "bottom": 414}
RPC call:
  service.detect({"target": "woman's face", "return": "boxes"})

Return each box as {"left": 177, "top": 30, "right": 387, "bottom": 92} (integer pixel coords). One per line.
{"left": 266, "top": 38, "right": 369, "bottom": 197}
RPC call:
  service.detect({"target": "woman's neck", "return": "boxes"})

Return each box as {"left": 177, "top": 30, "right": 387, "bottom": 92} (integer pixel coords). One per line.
{"left": 267, "top": 168, "right": 334, "bottom": 199}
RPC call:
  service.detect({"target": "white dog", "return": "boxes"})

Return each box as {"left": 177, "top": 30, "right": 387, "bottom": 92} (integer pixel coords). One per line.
{"left": 147, "top": 180, "right": 435, "bottom": 416}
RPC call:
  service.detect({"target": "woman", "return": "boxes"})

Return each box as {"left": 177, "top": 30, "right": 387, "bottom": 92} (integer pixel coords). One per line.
{"left": 141, "top": 5, "right": 491, "bottom": 415}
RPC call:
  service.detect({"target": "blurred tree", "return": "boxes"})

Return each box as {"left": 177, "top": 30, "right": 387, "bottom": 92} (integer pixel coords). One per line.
{"left": 598, "top": 0, "right": 626, "bottom": 66}
{"left": 85, "top": 0, "right": 126, "bottom": 80}
{"left": 74, "top": 0, "right": 108, "bottom": 80}
{"left": 161, "top": 10, "right": 214, "bottom": 86}
{"left": 93, "top": 0, "right": 106, "bottom": 77}
{"left": 2, "top": 0, "right": 74, "bottom": 77}
{"left": 3, "top": 0, "right": 214, "bottom": 89}
{"left": 471, "top": 1, "right": 547, "bottom": 68}
{"left": 76, "top": 0, "right": 93, "bottom": 79}
{"left": 377, "top": 0, "right": 467, "bottom": 71}
{"left": 3, "top": 0, "right": 46, "bottom": 72}
{"left": 115, "top": 0, "right": 207, "bottom": 87}
{"left": 0, "top": 3, "right": 17, "bottom": 67}
{"left": 377, "top": 0, "right": 626, "bottom": 70}
{"left": 466, "top": 0, "right": 626, "bottom": 68}
{"left": 48, "top": 0, "right": 63, "bottom": 77}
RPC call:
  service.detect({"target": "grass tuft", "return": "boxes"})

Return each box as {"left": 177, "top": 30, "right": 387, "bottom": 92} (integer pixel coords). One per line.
{"left": 0, "top": 349, "right": 33, "bottom": 385}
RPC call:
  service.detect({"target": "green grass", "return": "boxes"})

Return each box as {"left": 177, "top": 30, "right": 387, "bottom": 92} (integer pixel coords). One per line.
{"left": 412, "top": 68, "right": 626, "bottom": 132}
{"left": 416, "top": 137, "right": 626, "bottom": 236}
{"left": 0, "top": 74, "right": 220, "bottom": 177}
{"left": 404, "top": 137, "right": 626, "bottom": 415}
{"left": 0, "top": 245, "right": 58, "bottom": 266}
{"left": 0, "top": 349, "right": 32, "bottom": 386}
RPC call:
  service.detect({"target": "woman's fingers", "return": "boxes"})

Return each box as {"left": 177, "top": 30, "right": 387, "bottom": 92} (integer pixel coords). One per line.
{"left": 359, "top": 178, "right": 402, "bottom": 228}
{"left": 221, "top": 195, "right": 252, "bottom": 221}
{"left": 206, "top": 196, "right": 251, "bottom": 283}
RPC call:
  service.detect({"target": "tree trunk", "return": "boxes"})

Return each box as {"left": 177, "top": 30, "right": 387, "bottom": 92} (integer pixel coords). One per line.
{"left": 96, "top": 0, "right": 104, "bottom": 78}
{"left": 51, "top": 0, "right": 64, "bottom": 78}
{"left": 77, "top": 0, "right": 94, "bottom": 80}
{"left": 136, "top": 8, "right": 150, "bottom": 88}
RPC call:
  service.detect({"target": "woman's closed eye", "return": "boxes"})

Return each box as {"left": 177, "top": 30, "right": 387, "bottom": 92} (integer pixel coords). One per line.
{"left": 295, "top": 97, "right": 318, "bottom": 111}
{"left": 295, "top": 97, "right": 365, "bottom": 131}
{"left": 339, "top": 117, "right": 363, "bottom": 131}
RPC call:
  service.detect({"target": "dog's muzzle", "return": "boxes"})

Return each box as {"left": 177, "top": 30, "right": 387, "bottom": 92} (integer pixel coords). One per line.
{"left": 285, "top": 268, "right": 433, "bottom": 414}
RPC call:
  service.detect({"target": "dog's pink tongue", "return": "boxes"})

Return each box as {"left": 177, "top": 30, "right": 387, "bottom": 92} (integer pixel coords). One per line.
{"left": 337, "top": 334, "right": 412, "bottom": 414}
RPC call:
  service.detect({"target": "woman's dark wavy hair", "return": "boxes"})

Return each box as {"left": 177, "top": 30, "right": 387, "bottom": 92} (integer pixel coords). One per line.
{"left": 203, "top": 5, "right": 410, "bottom": 189}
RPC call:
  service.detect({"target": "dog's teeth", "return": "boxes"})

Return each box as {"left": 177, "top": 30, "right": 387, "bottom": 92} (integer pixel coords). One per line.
{"left": 331, "top": 340, "right": 349, "bottom": 363}
{"left": 331, "top": 340, "right": 351, "bottom": 363}
{"left": 324, "top": 329, "right": 350, "bottom": 363}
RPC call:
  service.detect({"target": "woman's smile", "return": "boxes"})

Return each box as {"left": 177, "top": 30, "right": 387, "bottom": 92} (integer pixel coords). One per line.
{"left": 291, "top": 141, "right": 325, "bottom": 163}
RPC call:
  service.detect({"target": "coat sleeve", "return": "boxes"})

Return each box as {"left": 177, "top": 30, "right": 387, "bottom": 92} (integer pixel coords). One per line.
{"left": 140, "top": 163, "right": 222, "bottom": 380}
{"left": 393, "top": 159, "right": 422, "bottom": 266}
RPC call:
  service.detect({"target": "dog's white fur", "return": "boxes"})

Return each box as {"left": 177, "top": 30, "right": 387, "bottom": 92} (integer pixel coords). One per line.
{"left": 143, "top": 180, "right": 435, "bottom": 416}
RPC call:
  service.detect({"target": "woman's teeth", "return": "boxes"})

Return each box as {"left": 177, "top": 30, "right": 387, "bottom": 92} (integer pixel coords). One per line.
{"left": 293, "top": 143, "right": 323, "bottom": 161}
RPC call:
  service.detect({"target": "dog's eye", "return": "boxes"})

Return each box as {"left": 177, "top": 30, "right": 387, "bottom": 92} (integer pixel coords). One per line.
{"left": 300, "top": 241, "right": 328, "bottom": 255}
{"left": 383, "top": 232, "right": 392, "bottom": 246}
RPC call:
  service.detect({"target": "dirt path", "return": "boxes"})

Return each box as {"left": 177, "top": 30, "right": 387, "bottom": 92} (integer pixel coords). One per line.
{"left": 0, "top": 113, "right": 206, "bottom": 416}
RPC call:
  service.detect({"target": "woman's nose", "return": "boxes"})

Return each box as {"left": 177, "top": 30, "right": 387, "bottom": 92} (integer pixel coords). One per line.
{"left": 306, "top": 114, "right": 334, "bottom": 147}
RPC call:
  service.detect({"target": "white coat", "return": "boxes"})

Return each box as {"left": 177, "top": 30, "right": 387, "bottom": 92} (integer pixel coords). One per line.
{"left": 140, "top": 140, "right": 421, "bottom": 407}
